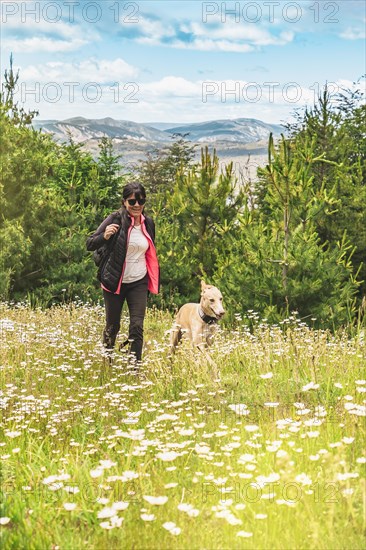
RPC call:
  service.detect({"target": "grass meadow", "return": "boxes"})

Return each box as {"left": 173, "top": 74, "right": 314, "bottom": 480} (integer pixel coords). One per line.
{"left": 0, "top": 302, "right": 365, "bottom": 549}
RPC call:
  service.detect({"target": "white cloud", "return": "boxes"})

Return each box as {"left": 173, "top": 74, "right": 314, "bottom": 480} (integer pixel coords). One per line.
{"left": 3, "top": 16, "right": 89, "bottom": 38}
{"left": 12, "top": 63, "right": 361, "bottom": 126}
{"left": 192, "top": 39, "right": 254, "bottom": 52}
{"left": 339, "top": 28, "right": 366, "bottom": 40}
{"left": 132, "top": 14, "right": 294, "bottom": 52}
{"left": 142, "top": 77, "right": 319, "bottom": 107}
{"left": 190, "top": 21, "right": 294, "bottom": 47}
{"left": 144, "top": 76, "right": 201, "bottom": 97}
{"left": 2, "top": 37, "right": 88, "bottom": 53}
{"left": 13, "top": 75, "right": 298, "bottom": 124}
{"left": 136, "top": 16, "right": 175, "bottom": 40}
{"left": 2, "top": 6, "right": 99, "bottom": 52}
{"left": 20, "top": 58, "right": 139, "bottom": 84}
{"left": 13, "top": 89, "right": 301, "bottom": 125}
{"left": 136, "top": 36, "right": 254, "bottom": 53}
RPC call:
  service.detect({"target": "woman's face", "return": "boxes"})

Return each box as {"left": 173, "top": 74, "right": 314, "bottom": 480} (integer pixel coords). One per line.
{"left": 123, "top": 193, "right": 146, "bottom": 218}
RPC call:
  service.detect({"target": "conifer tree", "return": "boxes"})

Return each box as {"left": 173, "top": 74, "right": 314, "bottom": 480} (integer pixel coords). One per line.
{"left": 284, "top": 83, "right": 366, "bottom": 297}
{"left": 157, "top": 147, "right": 245, "bottom": 305}
{"left": 0, "top": 57, "right": 59, "bottom": 299}
{"left": 97, "top": 137, "right": 124, "bottom": 212}
{"left": 214, "top": 133, "right": 360, "bottom": 326}
{"left": 133, "top": 133, "right": 197, "bottom": 214}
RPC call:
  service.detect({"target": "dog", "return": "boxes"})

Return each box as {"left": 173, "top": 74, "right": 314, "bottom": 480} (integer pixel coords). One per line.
{"left": 170, "top": 281, "right": 225, "bottom": 376}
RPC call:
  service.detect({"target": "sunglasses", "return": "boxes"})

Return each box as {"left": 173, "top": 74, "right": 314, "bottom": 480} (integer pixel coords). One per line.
{"left": 126, "top": 198, "right": 146, "bottom": 206}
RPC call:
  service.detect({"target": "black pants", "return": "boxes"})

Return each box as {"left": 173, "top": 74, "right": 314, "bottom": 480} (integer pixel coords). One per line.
{"left": 102, "top": 273, "right": 148, "bottom": 362}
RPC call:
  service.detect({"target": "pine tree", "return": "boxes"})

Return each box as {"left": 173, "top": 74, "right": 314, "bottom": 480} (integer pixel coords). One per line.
{"left": 97, "top": 137, "right": 124, "bottom": 212}
{"left": 156, "top": 147, "right": 245, "bottom": 305}
{"left": 284, "top": 82, "right": 366, "bottom": 298}
{"left": 0, "top": 57, "right": 59, "bottom": 299}
{"left": 133, "top": 133, "right": 197, "bottom": 215}
{"left": 214, "top": 133, "right": 360, "bottom": 326}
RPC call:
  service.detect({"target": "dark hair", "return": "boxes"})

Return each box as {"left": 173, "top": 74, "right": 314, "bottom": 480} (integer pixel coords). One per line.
{"left": 122, "top": 182, "right": 146, "bottom": 202}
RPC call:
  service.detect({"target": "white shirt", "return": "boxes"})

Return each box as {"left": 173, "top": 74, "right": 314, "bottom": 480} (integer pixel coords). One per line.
{"left": 122, "top": 225, "right": 149, "bottom": 283}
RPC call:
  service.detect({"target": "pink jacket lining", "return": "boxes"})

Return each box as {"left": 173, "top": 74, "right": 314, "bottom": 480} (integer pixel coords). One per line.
{"left": 101, "top": 214, "right": 159, "bottom": 295}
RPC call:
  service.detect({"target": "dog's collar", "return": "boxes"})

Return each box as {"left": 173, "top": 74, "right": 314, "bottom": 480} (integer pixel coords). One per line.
{"left": 198, "top": 306, "right": 218, "bottom": 325}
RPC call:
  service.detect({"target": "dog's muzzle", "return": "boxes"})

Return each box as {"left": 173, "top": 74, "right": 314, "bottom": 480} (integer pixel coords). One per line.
{"left": 212, "top": 309, "right": 225, "bottom": 319}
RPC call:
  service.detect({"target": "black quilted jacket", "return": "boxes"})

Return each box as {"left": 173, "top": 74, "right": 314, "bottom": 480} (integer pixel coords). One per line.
{"left": 86, "top": 208, "right": 156, "bottom": 292}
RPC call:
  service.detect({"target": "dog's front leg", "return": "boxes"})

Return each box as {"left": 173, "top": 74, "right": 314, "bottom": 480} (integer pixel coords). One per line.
{"left": 196, "top": 342, "right": 220, "bottom": 381}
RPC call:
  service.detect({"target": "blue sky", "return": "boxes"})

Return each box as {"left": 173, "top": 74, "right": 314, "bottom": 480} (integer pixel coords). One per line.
{"left": 1, "top": 0, "right": 365, "bottom": 124}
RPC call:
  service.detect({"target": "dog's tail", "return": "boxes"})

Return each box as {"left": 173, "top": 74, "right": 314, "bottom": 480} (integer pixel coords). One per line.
{"left": 170, "top": 324, "right": 182, "bottom": 354}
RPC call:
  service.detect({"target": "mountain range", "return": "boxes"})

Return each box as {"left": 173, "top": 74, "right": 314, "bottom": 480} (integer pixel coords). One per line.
{"left": 32, "top": 116, "right": 283, "bottom": 177}
{"left": 32, "top": 116, "right": 283, "bottom": 144}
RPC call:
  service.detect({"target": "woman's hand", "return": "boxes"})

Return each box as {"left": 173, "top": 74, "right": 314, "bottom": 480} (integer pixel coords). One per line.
{"left": 104, "top": 224, "right": 120, "bottom": 240}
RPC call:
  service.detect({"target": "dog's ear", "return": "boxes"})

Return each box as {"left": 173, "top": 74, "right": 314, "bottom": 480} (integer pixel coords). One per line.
{"left": 201, "top": 280, "right": 214, "bottom": 294}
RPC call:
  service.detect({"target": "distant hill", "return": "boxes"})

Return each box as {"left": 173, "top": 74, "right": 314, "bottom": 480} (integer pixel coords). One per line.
{"left": 32, "top": 117, "right": 169, "bottom": 143}
{"left": 146, "top": 122, "right": 185, "bottom": 131}
{"left": 32, "top": 116, "right": 283, "bottom": 178}
{"left": 162, "top": 118, "right": 283, "bottom": 143}
{"left": 32, "top": 116, "right": 282, "bottom": 144}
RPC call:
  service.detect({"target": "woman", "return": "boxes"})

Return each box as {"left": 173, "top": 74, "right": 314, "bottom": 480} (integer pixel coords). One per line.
{"left": 86, "top": 182, "right": 159, "bottom": 366}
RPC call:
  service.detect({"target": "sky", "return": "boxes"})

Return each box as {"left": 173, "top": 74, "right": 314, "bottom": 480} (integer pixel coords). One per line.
{"left": 1, "top": 0, "right": 365, "bottom": 124}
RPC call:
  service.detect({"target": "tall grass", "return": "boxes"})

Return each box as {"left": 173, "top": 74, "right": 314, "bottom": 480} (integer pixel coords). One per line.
{"left": 0, "top": 303, "right": 365, "bottom": 549}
